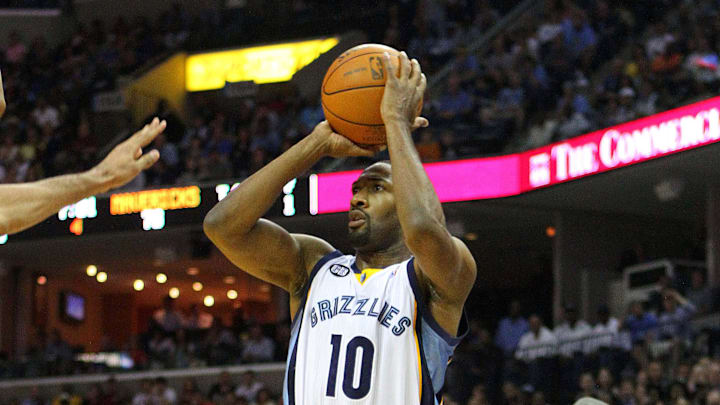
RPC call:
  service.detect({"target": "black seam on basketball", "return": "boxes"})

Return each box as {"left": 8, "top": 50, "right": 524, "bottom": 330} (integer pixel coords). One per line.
{"left": 322, "top": 50, "right": 393, "bottom": 95}
{"left": 323, "top": 84, "right": 386, "bottom": 96}
{"left": 322, "top": 100, "right": 385, "bottom": 126}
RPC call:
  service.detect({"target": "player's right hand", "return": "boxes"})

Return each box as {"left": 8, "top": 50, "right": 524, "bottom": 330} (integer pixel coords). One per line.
{"left": 91, "top": 117, "right": 166, "bottom": 192}
{"left": 310, "top": 121, "right": 385, "bottom": 158}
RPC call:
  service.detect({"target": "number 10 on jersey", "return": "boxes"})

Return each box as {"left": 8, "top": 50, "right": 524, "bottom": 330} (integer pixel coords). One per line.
{"left": 326, "top": 334, "right": 375, "bottom": 399}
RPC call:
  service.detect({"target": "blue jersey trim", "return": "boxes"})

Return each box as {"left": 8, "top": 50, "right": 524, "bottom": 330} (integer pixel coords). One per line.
{"left": 406, "top": 258, "right": 469, "bottom": 346}
{"left": 286, "top": 249, "right": 343, "bottom": 405}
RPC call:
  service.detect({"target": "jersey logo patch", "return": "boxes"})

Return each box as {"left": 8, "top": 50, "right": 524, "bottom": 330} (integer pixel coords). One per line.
{"left": 329, "top": 264, "right": 351, "bottom": 277}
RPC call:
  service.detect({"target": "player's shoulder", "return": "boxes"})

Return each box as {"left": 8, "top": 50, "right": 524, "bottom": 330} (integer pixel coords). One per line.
{"left": 292, "top": 233, "right": 338, "bottom": 273}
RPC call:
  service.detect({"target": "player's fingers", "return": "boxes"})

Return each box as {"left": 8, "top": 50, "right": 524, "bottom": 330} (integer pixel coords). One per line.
{"left": 410, "top": 59, "right": 421, "bottom": 82}
{"left": 350, "top": 144, "right": 378, "bottom": 157}
{"left": 136, "top": 149, "right": 160, "bottom": 170}
{"left": 417, "top": 73, "right": 427, "bottom": 95}
{"left": 411, "top": 117, "right": 429, "bottom": 129}
{"left": 399, "top": 51, "right": 411, "bottom": 80}
{"left": 131, "top": 118, "right": 167, "bottom": 147}
{"left": 382, "top": 52, "right": 396, "bottom": 83}
{"left": 134, "top": 146, "right": 142, "bottom": 159}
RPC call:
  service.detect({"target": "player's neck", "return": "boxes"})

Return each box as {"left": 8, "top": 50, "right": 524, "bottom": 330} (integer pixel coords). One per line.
{"left": 354, "top": 241, "right": 411, "bottom": 270}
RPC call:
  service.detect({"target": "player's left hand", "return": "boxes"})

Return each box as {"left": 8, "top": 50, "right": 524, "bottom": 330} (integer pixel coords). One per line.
{"left": 91, "top": 117, "right": 166, "bottom": 192}
{"left": 380, "top": 51, "right": 428, "bottom": 130}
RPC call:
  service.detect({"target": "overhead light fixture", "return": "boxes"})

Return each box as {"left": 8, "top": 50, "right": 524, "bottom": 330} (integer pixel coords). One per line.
{"left": 464, "top": 232, "right": 478, "bottom": 241}
{"left": 204, "top": 295, "right": 215, "bottom": 307}
{"left": 169, "top": 287, "right": 180, "bottom": 299}
{"left": 192, "top": 282, "right": 203, "bottom": 292}
{"left": 187, "top": 267, "right": 199, "bottom": 276}
{"left": 223, "top": 276, "right": 236, "bottom": 284}
{"left": 86, "top": 265, "right": 98, "bottom": 277}
{"left": 227, "top": 289, "right": 238, "bottom": 299}
{"left": 36, "top": 275, "right": 47, "bottom": 285}
{"left": 96, "top": 272, "right": 108, "bottom": 283}
{"left": 133, "top": 280, "right": 145, "bottom": 291}
{"left": 156, "top": 273, "right": 167, "bottom": 284}
{"left": 546, "top": 226, "right": 556, "bottom": 238}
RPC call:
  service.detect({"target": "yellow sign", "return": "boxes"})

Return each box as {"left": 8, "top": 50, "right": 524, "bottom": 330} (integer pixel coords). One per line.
{"left": 110, "top": 186, "right": 201, "bottom": 215}
{"left": 186, "top": 37, "right": 339, "bottom": 91}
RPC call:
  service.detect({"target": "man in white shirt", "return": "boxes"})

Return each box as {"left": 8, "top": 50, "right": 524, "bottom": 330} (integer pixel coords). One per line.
{"left": 554, "top": 305, "right": 591, "bottom": 357}
{"left": 585, "top": 305, "right": 620, "bottom": 354}
{"left": 516, "top": 314, "right": 558, "bottom": 362}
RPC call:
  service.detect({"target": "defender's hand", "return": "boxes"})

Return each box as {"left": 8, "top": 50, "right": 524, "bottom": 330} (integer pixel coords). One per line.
{"left": 310, "top": 121, "right": 384, "bottom": 158}
{"left": 380, "top": 51, "right": 428, "bottom": 129}
{"left": 92, "top": 117, "right": 166, "bottom": 192}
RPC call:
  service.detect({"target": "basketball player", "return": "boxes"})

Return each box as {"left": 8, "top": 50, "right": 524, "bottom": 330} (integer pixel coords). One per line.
{"left": 204, "top": 51, "right": 476, "bottom": 404}
{"left": 0, "top": 117, "right": 166, "bottom": 235}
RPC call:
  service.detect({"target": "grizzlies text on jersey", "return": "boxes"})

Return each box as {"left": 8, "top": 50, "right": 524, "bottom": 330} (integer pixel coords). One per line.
{"left": 284, "top": 251, "right": 468, "bottom": 404}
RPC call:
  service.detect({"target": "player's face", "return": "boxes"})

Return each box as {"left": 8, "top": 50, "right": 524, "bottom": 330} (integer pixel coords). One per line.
{"left": 348, "top": 162, "right": 401, "bottom": 251}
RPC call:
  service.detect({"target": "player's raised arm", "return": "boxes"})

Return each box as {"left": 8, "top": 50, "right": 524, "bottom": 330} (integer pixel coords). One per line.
{"left": 203, "top": 121, "right": 382, "bottom": 293}
{"left": 0, "top": 118, "right": 165, "bottom": 235}
{"left": 380, "top": 51, "right": 476, "bottom": 324}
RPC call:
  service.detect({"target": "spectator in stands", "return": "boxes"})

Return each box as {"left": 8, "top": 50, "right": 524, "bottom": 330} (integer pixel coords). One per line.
{"left": 515, "top": 314, "right": 557, "bottom": 361}
{"left": 208, "top": 371, "right": 236, "bottom": 403}
{"left": 657, "top": 289, "right": 697, "bottom": 340}
{"left": 242, "top": 325, "right": 274, "bottom": 363}
{"left": 20, "top": 387, "right": 43, "bottom": 405}
{"left": 585, "top": 305, "right": 620, "bottom": 353}
{"left": 577, "top": 372, "right": 597, "bottom": 400}
{"left": 154, "top": 376, "right": 177, "bottom": 404}
{"left": 616, "top": 378, "right": 636, "bottom": 405}
{"left": 185, "top": 303, "right": 213, "bottom": 330}
{"left": 153, "top": 296, "right": 185, "bottom": 333}
{"left": 554, "top": 305, "right": 591, "bottom": 357}
{"left": 234, "top": 370, "right": 264, "bottom": 403}
{"left": 648, "top": 275, "right": 674, "bottom": 313}
{"left": 415, "top": 128, "right": 442, "bottom": 162}
{"left": 101, "top": 376, "right": 124, "bottom": 405}
{"left": 495, "top": 300, "right": 529, "bottom": 356}
{"left": 51, "top": 385, "right": 83, "bottom": 405}
{"left": 624, "top": 301, "right": 658, "bottom": 343}
{"left": 435, "top": 74, "right": 473, "bottom": 124}
{"left": 687, "top": 270, "right": 712, "bottom": 314}
{"left": 646, "top": 360, "right": 669, "bottom": 401}
{"left": 178, "top": 378, "right": 204, "bottom": 405}
{"left": 254, "top": 388, "right": 277, "bottom": 405}
{"left": 131, "top": 379, "right": 154, "bottom": 405}
{"left": 44, "top": 329, "right": 73, "bottom": 375}
{"left": 148, "top": 330, "right": 176, "bottom": 369}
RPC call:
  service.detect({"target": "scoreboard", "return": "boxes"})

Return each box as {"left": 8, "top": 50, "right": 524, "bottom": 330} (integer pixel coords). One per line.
{"left": 2, "top": 179, "right": 309, "bottom": 243}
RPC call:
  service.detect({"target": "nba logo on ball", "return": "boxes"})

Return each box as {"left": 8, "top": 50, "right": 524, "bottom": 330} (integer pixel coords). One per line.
{"left": 329, "top": 264, "right": 350, "bottom": 277}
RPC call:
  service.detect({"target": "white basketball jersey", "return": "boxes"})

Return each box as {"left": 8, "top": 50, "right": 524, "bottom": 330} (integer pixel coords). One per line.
{"left": 283, "top": 251, "right": 467, "bottom": 405}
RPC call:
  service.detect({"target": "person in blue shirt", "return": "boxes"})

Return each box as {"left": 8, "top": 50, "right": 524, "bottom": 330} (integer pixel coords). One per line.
{"left": 494, "top": 300, "right": 529, "bottom": 356}
{"left": 623, "top": 301, "right": 658, "bottom": 343}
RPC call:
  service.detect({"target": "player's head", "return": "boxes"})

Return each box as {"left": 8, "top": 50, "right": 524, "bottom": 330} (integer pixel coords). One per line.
{"left": 348, "top": 161, "right": 402, "bottom": 251}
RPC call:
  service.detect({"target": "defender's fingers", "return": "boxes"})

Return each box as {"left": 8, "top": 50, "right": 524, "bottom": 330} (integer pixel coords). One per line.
{"left": 412, "top": 117, "right": 429, "bottom": 129}
{"left": 130, "top": 118, "right": 167, "bottom": 148}
{"left": 137, "top": 149, "right": 160, "bottom": 170}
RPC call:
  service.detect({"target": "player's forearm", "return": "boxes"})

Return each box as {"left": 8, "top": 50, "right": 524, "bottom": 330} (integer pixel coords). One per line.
{"left": 385, "top": 119, "right": 445, "bottom": 240}
{"left": 204, "top": 134, "right": 326, "bottom": 237}
{"left": 0, "top": 170, "right": 108, "bottom": 235}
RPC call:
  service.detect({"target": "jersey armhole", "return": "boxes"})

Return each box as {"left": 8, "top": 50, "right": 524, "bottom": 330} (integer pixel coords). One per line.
{"left": 406, "top": 257, "right": 469, "bottom": 346}
{"left": 291, "top": 250, "right": 343, "bottom": 323}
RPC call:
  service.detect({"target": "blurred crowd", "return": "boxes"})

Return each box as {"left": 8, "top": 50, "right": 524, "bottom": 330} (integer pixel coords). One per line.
{"left": 3, "top": 0, "right": 720, "bottom": 186}
{"left": 9, "top": 372, "right": 278, "bottom": 405}
{"left": 444, "top": 269, "right": 720, "bottom": 405}
{"left": 1, "top": 296, "right": 289, "bottom": 381}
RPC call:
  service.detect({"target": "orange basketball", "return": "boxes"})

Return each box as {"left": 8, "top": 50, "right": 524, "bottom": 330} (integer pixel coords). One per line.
{"left": 321, "top": 44, "right": 423, "bottom": 145}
